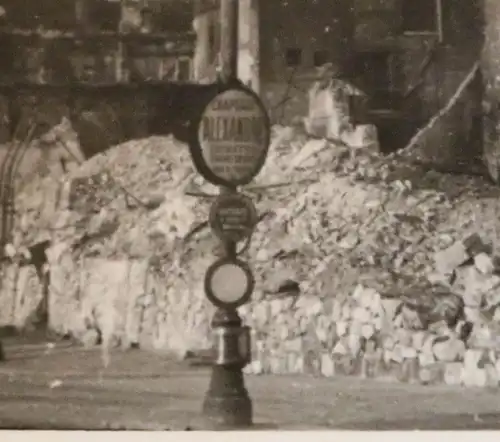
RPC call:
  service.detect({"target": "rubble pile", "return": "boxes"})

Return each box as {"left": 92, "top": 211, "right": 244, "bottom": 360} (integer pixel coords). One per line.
{"left": 243, "top": 233, "right": 500, "bottom": 387}
{"left": 2, "top": 122, "right": 500, "bottom": 387}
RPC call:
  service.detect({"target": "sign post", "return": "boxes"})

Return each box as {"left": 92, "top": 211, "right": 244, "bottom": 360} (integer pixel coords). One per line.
{"left": 188, "top": 0, "right": 270, "bottom": 429}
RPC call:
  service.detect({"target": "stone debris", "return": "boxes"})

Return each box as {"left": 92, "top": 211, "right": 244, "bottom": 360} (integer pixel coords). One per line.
{"left": 1, "top": 122, "right": 500, "bottom": 388}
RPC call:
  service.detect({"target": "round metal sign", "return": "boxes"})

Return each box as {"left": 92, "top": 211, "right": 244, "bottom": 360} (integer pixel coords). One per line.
{"left": 190, "top": 85, "right": 271, "bottom": 188}
{"left": 209, "top": 193, "right": 258, "bottom": 244}
{"left": 204, "top": 258, "right": 254, "bottom": 309}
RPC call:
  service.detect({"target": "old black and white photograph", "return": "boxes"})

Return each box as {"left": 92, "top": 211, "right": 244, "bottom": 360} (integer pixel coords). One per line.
{"left": 0, "top": 0, "right": 499, "bottom": 433}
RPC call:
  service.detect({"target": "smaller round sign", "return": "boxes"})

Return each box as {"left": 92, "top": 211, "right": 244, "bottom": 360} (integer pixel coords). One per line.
{"left": 204, "top": 258, "right": 254, "bottom": 309}
{"left": 209, "top": 193, "right": 258, "bottom": 244}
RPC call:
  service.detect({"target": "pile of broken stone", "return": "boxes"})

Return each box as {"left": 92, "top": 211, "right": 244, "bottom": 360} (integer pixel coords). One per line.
{"left": 242, "top": 232, "right": 500, "bottom": 387}
{"left": 3, "top": 123, "right": 500, "bottom": 388}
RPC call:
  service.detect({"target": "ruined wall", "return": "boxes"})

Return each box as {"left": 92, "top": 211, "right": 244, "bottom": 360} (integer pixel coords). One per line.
{"left": 0, "top": 0, "right": 194, "bottom": 145}
{"left": 351, "top": 0, "right": 483, "bottom": 158}
{"left": 482, "top": 0, "right": 500, "bottom": 183}
{"left": 259, "top": 0, "right": 353, "bottom": 125}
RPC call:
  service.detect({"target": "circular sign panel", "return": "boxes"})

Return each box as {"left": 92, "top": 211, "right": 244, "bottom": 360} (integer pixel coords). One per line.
{"left": 209, "top": 193, "right": 258, "bottom": 244}
{"left": 204, "top": 258, "right": 255, "bottom": 309}
{"left": 191, "top": 85, "right": 271, "bottom": 188}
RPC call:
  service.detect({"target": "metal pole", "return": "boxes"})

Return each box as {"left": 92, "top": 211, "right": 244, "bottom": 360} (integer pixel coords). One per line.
{"left": 218, "top": 0, "right": 239, "bottom": 83}
{"left": 201, "top": 0, "right": 253, "bottom": 429}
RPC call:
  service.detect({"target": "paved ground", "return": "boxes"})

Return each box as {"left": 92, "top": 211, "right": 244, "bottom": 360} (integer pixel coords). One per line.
{"left": 1, "top": 338, "right": 500, "bottom": 430}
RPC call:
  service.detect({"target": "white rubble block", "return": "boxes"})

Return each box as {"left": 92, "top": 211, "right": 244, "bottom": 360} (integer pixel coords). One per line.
{"left": 494, "top": 307, "right": 500, "bottom": 322}
{"left": 79, "top": 329, "right": 100, "bottom": 348}
{"left": 341, "top": 301, "right": 354, "bottom": 321}
{"left": 352, "top": 306, "right": 372, "bottom": 323}
{"left": 338, "top": 233, "right": 360, "bottom": 250}
{"left": 350, "top": 320, "right": 363, "bottom": 336}
{"left": 294, "top": 295, "right": 323, "bottom": 317}
{"left": 462, "top": 366, "right": 497, "bottom": 388}
{"left": 381, "top": 335, "right": 396, "bottom": 351}
{"left": 361, "top": 324, "right": 376, "bottom": 340}
{"left": 444, "top": 362, "right": 464, "bottom": 386}
{"left": 456, "top": 266, "right": 500, "bottom": 308}
{"left": 315, "top": 315, "right": 332, "bottom": 343}
{"left": 468, "top": 325, "right": 497, "bottom": 350}
{"left": 348, "top": 333, "right": 363, "bottom": 357}
{"left": 336, "top": 321, "right": 349, "bottom": 337}
{"left": 388, "top": 344, "right": 405, "bottom": 364}
{"left": 380, "top": 298, "right": 401, "bottom": 321}
{"left": 434, "top": 241, "right": 470, "bottom": 276}
{"left": 321, "top": 353, "right": 335, "bottom": 377}
{"left": 79, "top": 258, "right": 131, "bottom": 346}
{"left": 464, "top": 349, "right": 489, "bottom": 372}
{"left": 333, "top": 338, "right": 349, "bottom": 356}
{"left": 352, "top": 285, "right": 382, "bottom": 312}
{"left": 485, "top": 364, "right": 499, "bottom": 387}
{"left": 464, "top": 307, "right": 482, "bottom": 323}
{"left": 330, "top": 299, "right": 343, "bottom": 322}
{"left": 399, "top": 305, "right": 423, "bottom": 330}
{"left": 412, "top": 331, "right": 428, "bottom": 351}
{"left": 401, "top": 347, "right": 418, "bottom": 359}
{"left": 373, "top": 315, "right": 384, "bottom": 331}
{"left": 474, "top": 253, "right": 495, "bottom": 275}
{"left": 395, "top": 328, "right": 413, "bottom": 347}
{"left": 287, "top": 138, "right": 329, "bottom": 171}
{"left": 252, "top": 302, "right": 271, "bottom": 328}
{"left": 419, "top": 351, "right": 436, "bottom": 367}
{"left": 341, "top": 124, "right": 379, "bottom": 151}
{"left": 432, "top": 337, "right": 465, "bottom": 363}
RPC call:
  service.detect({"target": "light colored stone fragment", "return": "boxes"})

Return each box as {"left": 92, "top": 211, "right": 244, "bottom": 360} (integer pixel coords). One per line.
{"left": 348, "top": 334, "right": 363, "bottom": 357}
{"left": 350, "top": 320, "right": 363, "bottom": 336}
{"left": 464, "top": 349, "right": 484, "bottom": 371}
{"left": 444, "top": 362, "right": 463, "bottom": 386}
{"left": 352, "top": 306, "right": 371, "bottom": 323}
{"left": 333, "top": 339, "right": 349, "bottom": 356}
{"left": 389, "top": 344, "right": 404, "bottom": 363}
{"left": 361, "top": 324, "right": 375, "bottom": 340}
{"left": 412, "top": 331, "right": 427, "bottom": 351}
{"left": 336, "top": 321, "right": 349, "bottom": 337}
{"left": 463, "top": 368, "right": 487, "bottom": 388}
{"left": 331, "top": 299, "right": 343, "bottom": 321}
{"left": 418, "top": 351, "right": 436, "bottom": 367}
{"left": 321, "top": 353, "right": 335, "bottom": 377}
{"left": 341, "top": 303, "right": 352, "bottom": 320}
{"left": 373, "top": 315, "right": 384, "bottom": 331}
{"left": 401, "top": 347, "right": 418, "bottom": 359}
{"left": 432, "top": 337, "right": 465, "bottom": 363}
{"left": 79, "top": 329, "right": 100, "bottom": 348}
{"left": 485, "top": 364, "right": 499, "bottom": 387}
{"left": 474, "top": 253, "right": 495, "bottom": 275}
{"left": 434, "top": 241, "right": 470, "bottom": 275}
{"left": 395, "top": 328, "right": 413, "bottom": 347}
{"left": 380, "top": 298, "right": 401, "bottom": 321}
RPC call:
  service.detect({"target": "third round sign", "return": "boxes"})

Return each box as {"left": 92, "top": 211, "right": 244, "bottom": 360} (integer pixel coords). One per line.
{"left": 209, "top": 193, "right": 258, "bottom": 244}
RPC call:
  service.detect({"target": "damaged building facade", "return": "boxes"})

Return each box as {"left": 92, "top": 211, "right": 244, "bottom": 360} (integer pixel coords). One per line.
{"left": 0, "top": 0, "right": 195, "bottom": 146}
{"left": 195, "top": 0, "right": 484, "bottom": 165}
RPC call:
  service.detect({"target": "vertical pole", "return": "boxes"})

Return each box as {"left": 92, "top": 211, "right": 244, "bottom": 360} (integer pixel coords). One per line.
{"left": 201, "top": 0, "right": 253, "bottom": 429}
{"left": 219, "top": 0, "right": 239, "bottom": 83}
{"left": 193, "top": 0, "right": 212, "bottom": 82}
